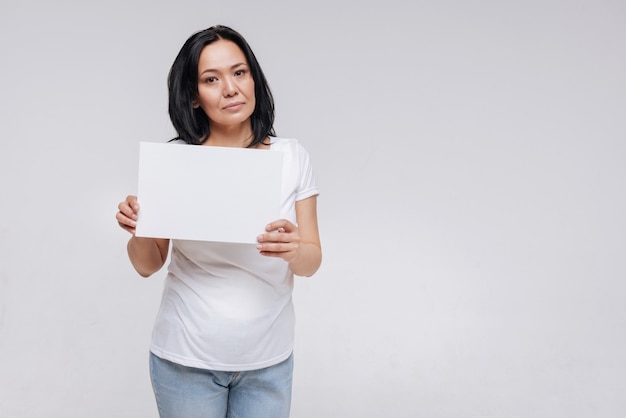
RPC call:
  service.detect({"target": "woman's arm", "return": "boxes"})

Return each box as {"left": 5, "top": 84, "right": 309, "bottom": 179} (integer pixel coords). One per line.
{"left": 257, "top": 195, "right": 322, "bottom": 277}
{"left": 127, "top": 236, "right": 170, "bottom": 278}
{"left": 117, "top": 195, "right": 170, "bottom": 277}
{"left": 289, "top": 196, "right": 322, "bottom": 276}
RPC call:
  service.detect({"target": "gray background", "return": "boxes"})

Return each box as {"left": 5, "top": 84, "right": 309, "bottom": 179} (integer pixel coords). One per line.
{"left": 1, "top": 0, "right": 624, "bottom": 417}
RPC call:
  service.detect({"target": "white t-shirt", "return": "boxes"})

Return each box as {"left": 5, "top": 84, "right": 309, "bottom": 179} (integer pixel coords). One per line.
{"left": 149, "top": 137, "right": 319, "bottom": 371}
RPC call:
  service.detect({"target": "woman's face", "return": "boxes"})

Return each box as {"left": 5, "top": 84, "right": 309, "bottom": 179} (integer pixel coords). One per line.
{"left": 193, "top": 39, "right": 256, "bottom": 130}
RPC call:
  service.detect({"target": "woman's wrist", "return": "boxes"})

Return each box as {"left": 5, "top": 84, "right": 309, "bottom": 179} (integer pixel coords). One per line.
{"left": 288, "top": 243, "right": 322, "bottom": 277}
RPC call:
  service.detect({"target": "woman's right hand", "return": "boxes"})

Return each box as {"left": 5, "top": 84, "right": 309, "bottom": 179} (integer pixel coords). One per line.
{"left": 116, "top": 195, "right": 139, "bottom": 235}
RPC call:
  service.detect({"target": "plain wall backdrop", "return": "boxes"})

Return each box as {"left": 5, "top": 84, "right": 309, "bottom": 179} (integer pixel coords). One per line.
{"left": 1, "top": 0, "right": 624, "bottom": 417}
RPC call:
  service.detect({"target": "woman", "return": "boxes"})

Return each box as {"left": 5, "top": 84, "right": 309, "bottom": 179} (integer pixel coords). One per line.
{"left": 116, "top": 25, "right": 321, "bottom": 418}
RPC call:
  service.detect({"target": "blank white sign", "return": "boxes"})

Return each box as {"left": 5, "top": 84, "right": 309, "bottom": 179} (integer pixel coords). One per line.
{"left": 135, "top": 141, "right": 283, "bottom": 243}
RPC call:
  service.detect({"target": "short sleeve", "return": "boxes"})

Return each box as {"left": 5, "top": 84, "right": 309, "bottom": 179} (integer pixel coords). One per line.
{"left": 295, "top": 142, "right": 319, "bottom": 201}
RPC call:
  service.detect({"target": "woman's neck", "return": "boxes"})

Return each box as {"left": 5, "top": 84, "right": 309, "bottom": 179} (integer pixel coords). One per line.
{"left": 204, "top": 123, "right": 253, "bottom": 148}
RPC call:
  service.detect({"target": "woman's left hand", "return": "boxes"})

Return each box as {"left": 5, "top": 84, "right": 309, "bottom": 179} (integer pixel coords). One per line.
{"left": 257, "top": 219, "right": 301, "bottom": 262}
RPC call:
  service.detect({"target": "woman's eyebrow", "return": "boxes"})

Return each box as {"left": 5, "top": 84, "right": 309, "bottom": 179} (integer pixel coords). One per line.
{"left": 199, "top": 62, "right": 248, "bottom": 76}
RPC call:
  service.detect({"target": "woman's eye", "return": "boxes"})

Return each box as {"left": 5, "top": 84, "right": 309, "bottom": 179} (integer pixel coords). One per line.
{"left": 205, "top": 77, "right": 217, "bottom": 83}
{"left": 234, "top": 70, "right": 245, "bottom": 77}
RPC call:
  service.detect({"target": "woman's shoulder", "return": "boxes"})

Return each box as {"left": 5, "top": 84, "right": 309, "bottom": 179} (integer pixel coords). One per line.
{"left": 270, "top": 137, "right": 308, "bottom": 153}
{"left": 270, "top": 136, "right": 297, "bottom": 147}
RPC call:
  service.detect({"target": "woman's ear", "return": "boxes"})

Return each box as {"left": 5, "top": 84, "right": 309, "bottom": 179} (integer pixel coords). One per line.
{"left": 192, "top": 99, "right": 199, "bottom": 109}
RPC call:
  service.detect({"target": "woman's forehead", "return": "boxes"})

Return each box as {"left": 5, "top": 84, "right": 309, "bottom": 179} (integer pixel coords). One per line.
{"left": 198, "top": 40, "right": 248, "bottom": 71}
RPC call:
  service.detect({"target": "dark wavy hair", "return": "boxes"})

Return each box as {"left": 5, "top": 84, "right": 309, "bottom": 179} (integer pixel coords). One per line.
{"left": 167, "top": 25, "right": 276, "bottom": 146}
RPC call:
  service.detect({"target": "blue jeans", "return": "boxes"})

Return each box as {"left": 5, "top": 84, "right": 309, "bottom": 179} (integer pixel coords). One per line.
{"left": 149, "top": 352, "right": 293, "bottom": 418}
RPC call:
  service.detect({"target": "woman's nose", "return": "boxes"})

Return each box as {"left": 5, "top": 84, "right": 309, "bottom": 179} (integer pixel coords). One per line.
{"left": 222, "top": 77, "right": 237, "bottom": 97}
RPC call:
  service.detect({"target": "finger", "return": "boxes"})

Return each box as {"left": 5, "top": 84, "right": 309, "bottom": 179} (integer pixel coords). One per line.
{"left": 116, "top": 210, "right": 137, "bottom": 229}
{"left": 116, "top": 212, "right": 136, "bottom": 232}
{"left": 265, "top": 220, "right": 294, "bottom": 233}
{"left": 126, "top": 195, "right": 140, "bottom": 212}
{"left": 256, "top": 242, "right": 294, "bottom": 253}
{"left": 118, "top": 201, "right": 133, "bottom": 217}
{"left": 257, "top": 231, "right": 291, "bottom": 244}
{"left": 118, "top": 198, "right": 139, "bottom": 220}
{"left": 119, "top": 195, "right": 139, "bottom": 213}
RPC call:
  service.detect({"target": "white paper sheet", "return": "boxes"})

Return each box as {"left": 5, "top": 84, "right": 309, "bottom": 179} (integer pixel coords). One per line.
{"left": 135, "top": 141, "right": 283, "bottom": 243}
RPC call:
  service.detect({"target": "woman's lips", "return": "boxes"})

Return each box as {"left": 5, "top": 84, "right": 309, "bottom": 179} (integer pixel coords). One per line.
{"left": 223, "top": 101, "right": 244, "bottom": 110}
